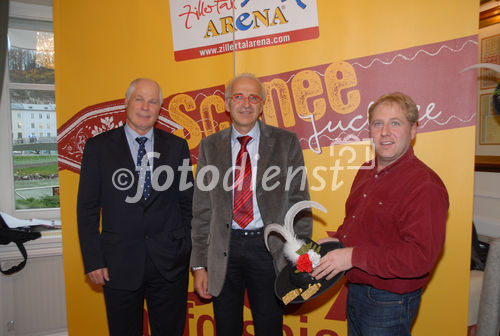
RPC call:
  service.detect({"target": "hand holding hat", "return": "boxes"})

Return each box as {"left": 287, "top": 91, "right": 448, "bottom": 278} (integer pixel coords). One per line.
{"left": 264, "top": 201, "right": 345, "bottom": 305}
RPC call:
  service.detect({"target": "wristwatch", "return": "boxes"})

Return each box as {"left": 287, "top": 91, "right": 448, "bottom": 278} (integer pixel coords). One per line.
{"left": 191, "top": 266, "right": 205, "bottom": 271}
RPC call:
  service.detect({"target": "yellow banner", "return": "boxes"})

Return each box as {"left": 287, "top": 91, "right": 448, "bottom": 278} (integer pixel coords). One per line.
{"left": 55, "top": 1, "right": 478, "bottom": 335}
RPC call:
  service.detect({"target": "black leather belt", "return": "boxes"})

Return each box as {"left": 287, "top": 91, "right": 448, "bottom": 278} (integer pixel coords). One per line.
{"left": 231, "top": 228, "right": 264, "bottom": 238}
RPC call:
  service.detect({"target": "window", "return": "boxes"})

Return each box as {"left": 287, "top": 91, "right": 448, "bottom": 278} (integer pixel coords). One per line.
{"left": 3, "top": 3, "right": 59, "bottom": 212}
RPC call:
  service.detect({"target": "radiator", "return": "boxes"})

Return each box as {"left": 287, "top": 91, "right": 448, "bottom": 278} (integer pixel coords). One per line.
{"left": 0, "top": 240, "right": 67, "bottom": 336}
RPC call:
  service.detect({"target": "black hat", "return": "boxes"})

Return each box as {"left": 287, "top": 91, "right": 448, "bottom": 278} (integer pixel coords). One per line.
{"left": 275, "top": 237, "right": 344, "bottom": 304}
{"left": 264, "top": 201, "right": 345, "bottom": 305}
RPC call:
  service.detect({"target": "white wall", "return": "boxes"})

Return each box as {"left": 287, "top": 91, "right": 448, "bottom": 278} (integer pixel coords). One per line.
{"left": 473, "top": 171, "right": 500, "bottom": 238}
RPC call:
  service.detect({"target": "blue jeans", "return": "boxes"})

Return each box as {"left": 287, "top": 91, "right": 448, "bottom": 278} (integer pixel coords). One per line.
{"left": 347, "top": 283, "right": 422, "bottom": 336}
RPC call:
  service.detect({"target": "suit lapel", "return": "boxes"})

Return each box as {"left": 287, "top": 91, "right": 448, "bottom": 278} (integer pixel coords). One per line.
{"left": 143, "top": 128, "right": 170, "bottom": 206}
{"left": 218, "top": 128, "right": 233, "bottom": 174}
{"left": 152, "top": 128, "right": 170, "bottom": 170}
{"left": 111, "top": 126, "right": 136, "bottom": 172}
{"left": 214, "top": 128, "right": 233, "bottom": 220}
{"left": 256, "top": 121, "right": 275, "bottom": 192}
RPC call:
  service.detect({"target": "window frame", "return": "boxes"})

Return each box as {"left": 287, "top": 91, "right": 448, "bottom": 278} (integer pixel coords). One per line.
{"left": 0, "top": 0, "right": 59, "bottom": 221}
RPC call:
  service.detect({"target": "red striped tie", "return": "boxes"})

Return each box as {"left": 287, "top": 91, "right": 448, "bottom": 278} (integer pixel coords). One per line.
{"left": 233, "top": 136, "right": 253, "bottom": 229}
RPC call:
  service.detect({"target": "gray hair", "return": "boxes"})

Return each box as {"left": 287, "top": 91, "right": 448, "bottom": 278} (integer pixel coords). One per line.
{"left": 125, "top": 78, "right": 163, "bottom": 103}
{"left": 225, "top": 73, "right": 266, "bottom": 102}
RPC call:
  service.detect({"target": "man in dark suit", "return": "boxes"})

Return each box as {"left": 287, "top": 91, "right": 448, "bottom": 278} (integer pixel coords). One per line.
{"left": 190, "top": 73, "right": 312, "bottom": 335}
{"left": 77, "top": 78, "right": 193, "bottom": 336}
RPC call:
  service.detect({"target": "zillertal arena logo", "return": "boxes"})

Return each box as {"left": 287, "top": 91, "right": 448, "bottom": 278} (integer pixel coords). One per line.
{"left": 169, "top": 0, "right": 319, "bottom": 61}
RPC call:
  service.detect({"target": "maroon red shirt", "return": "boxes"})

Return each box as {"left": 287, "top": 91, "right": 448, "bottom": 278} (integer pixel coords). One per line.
{"left": 334, "top": 148, "right": 449, "bottom": 294}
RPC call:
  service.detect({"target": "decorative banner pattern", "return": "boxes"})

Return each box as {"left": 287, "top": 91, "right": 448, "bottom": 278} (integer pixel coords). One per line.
{"left": 263, "top": 35, "right": 478, "bottom": 154}
{"left": 170, "top": 0, "right": 319, "bottom": 61}
{"left": 57, "top": 86, "right": 226, "bottom": 173}
{"left": 58, "top": 35, "right": 477, "bottom": 173}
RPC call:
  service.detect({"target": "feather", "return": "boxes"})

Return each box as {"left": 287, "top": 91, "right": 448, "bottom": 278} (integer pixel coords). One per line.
{"left": 283, "top": 200, "right": 327, "bottom": 235}
{"left": 264, "top": 200, "right": 328, "bottom": 264}
{"left": 264, "top": 223, "right": 305, "bottom": 263}
{"left": 283, "top": 237, "right": 306, "bottom": 263}
{"left": 264, "top": 224, "right": 293, "bottom": 251}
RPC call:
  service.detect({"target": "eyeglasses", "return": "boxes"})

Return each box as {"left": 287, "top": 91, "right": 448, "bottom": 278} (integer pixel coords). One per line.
{"left": 231, "top": 94, "right": 262, "bottom": 104}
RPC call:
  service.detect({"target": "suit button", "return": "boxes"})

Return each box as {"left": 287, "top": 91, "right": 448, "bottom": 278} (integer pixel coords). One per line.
{"left": 224, "top": 252, "right": 227, "bottom": 256}
{"left": 226, "top": 224, "right": 230, "bottom": 228}
{"left": 145, "top": 235, "right": 149, "bottom": 240}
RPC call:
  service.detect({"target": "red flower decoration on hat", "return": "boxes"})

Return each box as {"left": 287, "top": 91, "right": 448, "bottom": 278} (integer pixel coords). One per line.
{"left": 296, "top": 253, "right": 313, "bottom": 273}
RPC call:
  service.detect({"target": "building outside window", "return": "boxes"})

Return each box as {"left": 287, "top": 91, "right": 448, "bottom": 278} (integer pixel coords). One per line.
{"left": 7, "top": 13, "right": 58, "bottom": 210}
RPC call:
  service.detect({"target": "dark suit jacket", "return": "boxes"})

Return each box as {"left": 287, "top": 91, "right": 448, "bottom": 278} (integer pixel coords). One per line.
{"left": 77, "top": 126, "right": 193, "bottom": 290}
{"left": 190, "top": 121, "right": 312, "bottom": 296}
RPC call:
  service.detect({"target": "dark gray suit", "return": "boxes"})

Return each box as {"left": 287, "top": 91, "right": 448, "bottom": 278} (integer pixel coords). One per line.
{"left": 190, "top": 120, "right": 312, "bottom": 296}
{"left": 77, "top": 126, "right": 193, "bottom": 335}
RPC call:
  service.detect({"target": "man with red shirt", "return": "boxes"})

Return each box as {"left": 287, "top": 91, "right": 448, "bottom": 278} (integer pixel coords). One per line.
{"left": 312, "top": 92, "right": 449, "bottom": 335}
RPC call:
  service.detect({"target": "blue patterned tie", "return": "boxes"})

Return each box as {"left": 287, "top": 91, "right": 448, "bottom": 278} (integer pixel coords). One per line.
{"left": 136, "top": 137, "right": 152, "bottom": 200}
